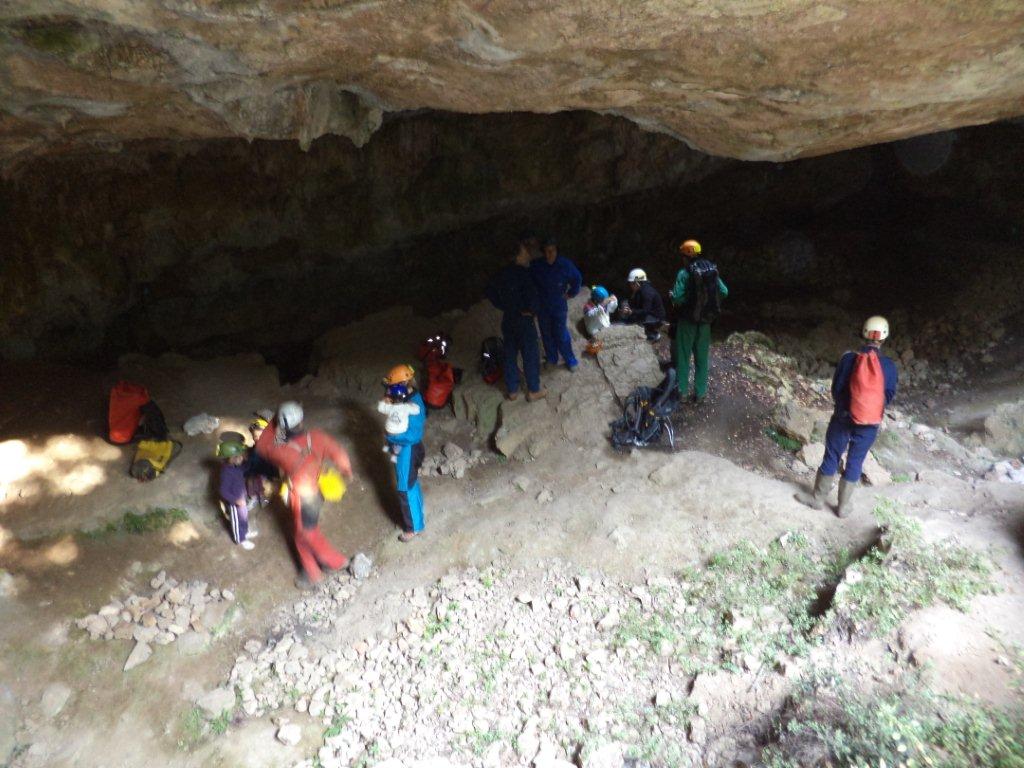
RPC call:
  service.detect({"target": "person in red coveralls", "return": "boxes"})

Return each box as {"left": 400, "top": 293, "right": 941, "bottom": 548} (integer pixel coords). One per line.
{"left": 256, "top": 401, "right": 354, "bottom": 590}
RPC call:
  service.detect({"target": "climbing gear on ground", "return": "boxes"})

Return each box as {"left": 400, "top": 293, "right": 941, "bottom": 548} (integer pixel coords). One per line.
{"left": 627, "top": 268, "right": 647, "bottom": 283}
{"left": 836, "top": 478, "right": 856, "bottom": 518}
{"left": 130, "top": 439, "right": 182, "bottom": 481}
{"left": 683, "top": 259, "right": 721, "bottom": 324}
{"left": 680, "top": 239, "right": 702, "bottom": 256}
{"left": 278, "top": 401, "right": 304, "bottom": 431}
{"left": 862, "top": 315, "right": 890, "bottom": 342}
{"left": 216, "top": 440, "right": 247, "bottom": 459}
{"left": 480, "top": 337, "right": 504, "bottom": 384}
{"left": 318, "top": 468, "right": 347, "bottom": 502}
{"left": 849, "top": 348, "right": 885, "bottom": 425}
{"left": 610, "top": 369, "right": 680, "bottom": 449}
{"left": 384, "top": 364, "right": 416, "bottom": 386}
{"left": 794, "top": 470, "right": 836, "bottom": 510}
{"left": 591, "top": 285, "right": 610, "bottom": 302}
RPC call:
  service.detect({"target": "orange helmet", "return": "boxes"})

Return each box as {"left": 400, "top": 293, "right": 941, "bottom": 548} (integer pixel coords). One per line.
{"left": 679, "top": 239, "right": 702, "bottom": 257}
{"left": 383, "top": 364, "right": 415, "bottom": 386}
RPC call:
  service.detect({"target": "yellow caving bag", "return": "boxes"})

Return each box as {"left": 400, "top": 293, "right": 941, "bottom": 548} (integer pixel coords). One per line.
{"left": 318, "top": 469, "right": 347, "bottom": 502}
{"left": 130, "top": 439, "right": 182, "bottom": 482}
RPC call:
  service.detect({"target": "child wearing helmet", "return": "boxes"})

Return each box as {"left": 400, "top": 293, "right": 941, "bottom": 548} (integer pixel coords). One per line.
{"left": 583, "top": 285, "right": 619, "bottom": 341}
{"left": 378, "top": 381, "right": 422, "bottom": 463}
{"left": 244, "top": 412, "right": 278, "bottom": 506}
{"left": 217, "top": 438, "right": 256, "bottom": 550}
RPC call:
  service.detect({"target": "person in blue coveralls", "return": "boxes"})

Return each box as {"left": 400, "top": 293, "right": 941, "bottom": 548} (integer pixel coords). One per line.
{"left": 485, "top": 243, "right": 548, "bottom": 402}
{"left": 380, "top": 364, "right": 427, "bottom": 542}
{"left": 529, "top": 236, "right": 583, "bottom": 371}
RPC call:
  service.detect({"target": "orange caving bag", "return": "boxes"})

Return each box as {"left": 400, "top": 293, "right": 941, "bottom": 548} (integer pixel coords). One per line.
{"left": 849, "top": 349, "right": 885, "bottom": 425}
{"left": 108, "top": 381, "right": 150, "bottom": 444}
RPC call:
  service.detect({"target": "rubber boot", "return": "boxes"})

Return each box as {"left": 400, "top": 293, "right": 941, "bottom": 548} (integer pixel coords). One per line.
{"left": 794, "top": 470, "right": 835, "bottom": 510}
{"left": 836, "top": 478, "right": 856, "bottom": 518}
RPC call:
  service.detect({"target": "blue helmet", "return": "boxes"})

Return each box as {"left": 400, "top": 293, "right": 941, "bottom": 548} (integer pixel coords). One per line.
{"left": 591, "top": 285, "right": 609, "bottom": 303}
{"left": 387, "top": 383, "right": 411, "bottom": 401}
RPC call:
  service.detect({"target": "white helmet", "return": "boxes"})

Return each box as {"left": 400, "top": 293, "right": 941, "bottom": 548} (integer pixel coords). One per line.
{"left": 862, "top": 316, "right": 889, "bottom": 342}
{"left": 277, "top": 401, "right": 304, "bottom": 430}
{"left": 627, "top": 268, "right": 647, "bottom": 283}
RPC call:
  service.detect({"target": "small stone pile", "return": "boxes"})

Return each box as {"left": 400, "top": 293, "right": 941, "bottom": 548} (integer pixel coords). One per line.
{"left": 75, "top": 571, "right": 235, "bottom": 671}
{"left": 420, "top": 442, "right": 485, "bottom": 480}
{"left": 227, "top": 561, "right": 798, "bottom": 768}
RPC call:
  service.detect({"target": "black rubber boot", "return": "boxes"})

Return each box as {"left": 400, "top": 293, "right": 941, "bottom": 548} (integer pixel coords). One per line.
{"left": 836, "top": 478, "right": 856, "bottom": 518}
{"left": 794, "top": 470, "right": 835, "bottom": 510}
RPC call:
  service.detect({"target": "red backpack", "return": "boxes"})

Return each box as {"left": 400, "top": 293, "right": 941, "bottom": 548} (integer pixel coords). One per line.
{"left": 108, "top": 381, "right": 150, "bottom": 443}
{"left": 423, "top": 360, "right": 456, "bottom": 408}
{"left": 849, "top": 349, "right": 885, "bottom": 425}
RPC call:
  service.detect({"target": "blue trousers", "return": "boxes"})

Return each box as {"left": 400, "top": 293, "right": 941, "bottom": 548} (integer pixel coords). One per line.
{"left": 536, "top": 309, "right": 577, "bottom": 367}
{"left": 502, "top": 315, "right": 542, "bottom": 393}
{"left": 394, "top": 442, "right": 425, "bottom": 532}
{"left": 820, "top": 414, "right": 879, "bottom": 482}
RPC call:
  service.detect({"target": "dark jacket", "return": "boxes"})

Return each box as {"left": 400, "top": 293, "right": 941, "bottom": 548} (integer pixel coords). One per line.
{"left": 529, "top": 255, "right": 582, "bottom": 315}
{"left": 486, "top": 265, "right": 541, "bottom": 318}
{"left": 831, "top": 345, "right": 898, "bottom": 417}
{"left": 627, "top": 282, "right": 667, "bottom": 325}
{"left": 219, "top": 463, "right": 247, "bottom": 504}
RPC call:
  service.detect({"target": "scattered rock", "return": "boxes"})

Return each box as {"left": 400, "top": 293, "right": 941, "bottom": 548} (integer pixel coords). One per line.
{"left": 536, "top": 489, "right": 555, "bottom": 504}
{"left": 350, "top": 552, "right": 373, "bottom": 580}
{"left": 123, "top": 641, "right": 152, "bottom": 671}
{"left": 797, "top": 442, "right": 825, "bottom": 468}
{"left": 196, "top": 687, "right": 236, "bottom": 718}
{"left": 39, "top": 683, "right": 72, "bottom": 719}
{"left": 276, "top": 722, "right": 302, "bottom": 746}
{"left": 183, "top": 412, "right": 220, "bottom": 436}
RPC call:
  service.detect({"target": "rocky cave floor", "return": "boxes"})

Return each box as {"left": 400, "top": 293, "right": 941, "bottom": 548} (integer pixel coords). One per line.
{"left": 1, "top": 297, "right": 1023, "bottom": 768}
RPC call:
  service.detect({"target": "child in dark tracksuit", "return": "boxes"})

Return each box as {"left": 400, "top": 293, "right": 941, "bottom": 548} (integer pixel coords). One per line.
{"left": 218, "top": 440, "right": 255, "bottom": 550}
{"left": 796, "top": 316, "right": 897, "bottom": 518}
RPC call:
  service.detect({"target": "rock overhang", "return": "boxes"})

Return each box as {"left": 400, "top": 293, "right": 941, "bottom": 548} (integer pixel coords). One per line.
{"left": 2, "top": 0, "right": 1024, "bottom": 166}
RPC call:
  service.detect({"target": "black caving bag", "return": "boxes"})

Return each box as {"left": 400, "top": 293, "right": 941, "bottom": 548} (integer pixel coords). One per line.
{"left": 684, "top": 259, "right": 721, "bottom": 324}
{"left": 610, "top": 368, "right": 681, "bottom": 450}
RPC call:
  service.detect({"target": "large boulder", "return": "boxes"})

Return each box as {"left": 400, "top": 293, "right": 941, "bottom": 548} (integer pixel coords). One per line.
{"left": 984, "top": 401, "right": 1024, "bottom": 458}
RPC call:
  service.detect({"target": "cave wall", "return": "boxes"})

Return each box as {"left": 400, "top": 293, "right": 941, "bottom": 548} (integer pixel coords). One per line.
{"left": 2, "top": 113, "right": 1023, "bottom": 367}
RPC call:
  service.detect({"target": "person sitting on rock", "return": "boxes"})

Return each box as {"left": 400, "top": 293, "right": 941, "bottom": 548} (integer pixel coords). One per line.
{"left": 795, "top": 316, "right": 898, "bottom": 518}
{"left": 217, "top": 438, "right": 256, "bottom": 550}
{"left": 256, "top": 401, "right": 355, "bottom": 588}
{"left": 619, "top": 268, "right": 667, "bottom": 341}
{"left": 582, "top": 285, "right": 618, "bottom": 354}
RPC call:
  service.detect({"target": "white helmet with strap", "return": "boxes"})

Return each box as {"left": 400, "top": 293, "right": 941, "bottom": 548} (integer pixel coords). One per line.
{"left": 278, "top": 401, "right": 304, "bottom": 431}
{"left": 627, "top": 268, "right": 647, "bottom": 283}
{"left": 862, "top": 316, "right": 889, "bottom": 342}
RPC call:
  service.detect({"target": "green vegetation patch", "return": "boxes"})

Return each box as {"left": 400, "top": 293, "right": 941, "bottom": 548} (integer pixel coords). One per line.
{"left": 766, "top": 427, "right": 803, "bottom": 452}
{"left": 763, "top": 671, "right": 1024, "bottom": 768}
{"left": 824, "top": 501, "right": 996, "bottom": 638}
{"left": 83, "top": 507, "right": 190, "bottom": 539}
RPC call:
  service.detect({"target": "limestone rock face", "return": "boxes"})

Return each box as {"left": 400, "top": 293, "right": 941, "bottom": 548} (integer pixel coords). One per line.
{"left": 2, "top": 2, "right": 1023, "bottom": 163}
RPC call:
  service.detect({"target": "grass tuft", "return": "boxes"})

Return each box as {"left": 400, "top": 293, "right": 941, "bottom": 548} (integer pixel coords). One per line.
{"left": 83, "top": 507, "right": 189, "bottom": 539}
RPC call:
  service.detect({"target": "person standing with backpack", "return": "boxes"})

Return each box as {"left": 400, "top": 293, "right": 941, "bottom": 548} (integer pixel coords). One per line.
{"left": 670, "top": 239, "right": 728, "bottom": 403}
{"left": 796, "top": 316, "right": 898, "bottom": 518}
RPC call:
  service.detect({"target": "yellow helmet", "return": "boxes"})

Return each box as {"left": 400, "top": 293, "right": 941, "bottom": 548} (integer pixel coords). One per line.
{"left": 680, "top": 239, "right": 702, "bottom": 257}
{"left": 383, "top": 364, "right": 415, "bottom": 386}
{"left": 862, "top": 316, "right": 890, "bottom": 342}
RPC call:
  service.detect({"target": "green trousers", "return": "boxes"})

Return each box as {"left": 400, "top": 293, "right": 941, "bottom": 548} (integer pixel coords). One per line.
{"left": 675, "top": 320, "right": 711, "bottom": 398}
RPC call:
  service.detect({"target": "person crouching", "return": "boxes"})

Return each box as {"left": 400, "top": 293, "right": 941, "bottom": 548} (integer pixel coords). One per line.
{"left": 582, "top": 285, "right": 618, "bottom": 355}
